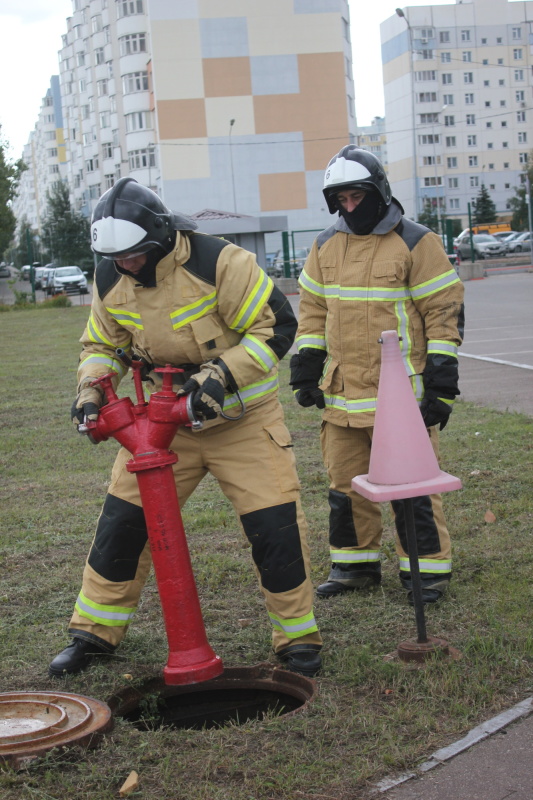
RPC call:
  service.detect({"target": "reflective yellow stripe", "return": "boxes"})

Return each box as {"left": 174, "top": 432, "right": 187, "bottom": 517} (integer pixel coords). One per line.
{"left": 75, "top": 590, "right": 136, "bottom": 627}
{"left": 399, "top": 558, "right": 452, "bottom": 574}
{"left": 231, "top": 272, "right": 273, "bottom": 332}
{"left": 223, "top": 375, "right": 279, "bottom": 409}
{"left": 170, "top": 292, "right": 217, "bottom": 329}
{"left": 242, "top": 333, "right": 277, "bottom": 372}
{"left": 268, "top": 610, "right": 319, "bottom": 638}
{"left": 105, "top": 307, "right": 144, "bottom": 330}
{"left": 79, "top": 353, "right": 128, "bottom": 378}
{"left": 87, "top": 313, "right": 117, "bottom": 347}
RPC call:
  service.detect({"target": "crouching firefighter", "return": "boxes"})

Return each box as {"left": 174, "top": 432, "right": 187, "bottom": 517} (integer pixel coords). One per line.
{"left": 49, "top": 178, "right": 322, "bottom": 679}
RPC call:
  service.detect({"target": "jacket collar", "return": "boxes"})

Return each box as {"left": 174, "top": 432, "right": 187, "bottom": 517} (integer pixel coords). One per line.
{"left": 334, "top": 198, "right": 404, "bottom": 236}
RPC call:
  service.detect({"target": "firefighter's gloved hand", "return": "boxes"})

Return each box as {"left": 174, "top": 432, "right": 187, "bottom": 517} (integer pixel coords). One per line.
{"left": 71, "top": 378, "right": 105, "bottom": 429}
{"left": 180, "top": 362, "right": 227, "bottom": 420}
{"left": 289, "top": 350, "right": 326, "bottom": 409}
{"left": 420, "top": 391, "right": 453, "bottom": 430}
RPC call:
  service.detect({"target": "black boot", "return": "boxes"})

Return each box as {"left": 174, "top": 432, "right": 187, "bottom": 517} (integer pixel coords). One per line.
{"left": 49, "top": 637, "right": 110, "bottom": 678}
{"left": 400, "top": 572, "right": 451, "bottom": 605}
{"left": 316, "top": 562, "right": 381, "bottom": 598}
{"left": 276, "top": 644, "right": 322, "bottom": 678}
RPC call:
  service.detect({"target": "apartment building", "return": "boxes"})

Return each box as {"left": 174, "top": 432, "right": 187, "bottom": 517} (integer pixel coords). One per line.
{"left": 16, "top": 0, "right": 355, "bottom": 242}
{"left": 356, "top": 116, "right": 388, "bottom": 169}
{"left": 381, "top": 0, "right": 532, "bottom": 227}
{"left": 14, "top": 76, "right": 68, "bottom": 233}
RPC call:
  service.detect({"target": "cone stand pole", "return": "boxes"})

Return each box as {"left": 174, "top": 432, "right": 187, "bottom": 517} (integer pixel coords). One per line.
{"left": 351, "top": 330, "right": 462, "bottom": 663}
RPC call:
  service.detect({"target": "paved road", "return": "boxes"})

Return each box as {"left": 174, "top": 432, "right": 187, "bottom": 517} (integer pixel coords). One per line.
{"left": 288, "top": 271, "right": 533, "bottom": 417}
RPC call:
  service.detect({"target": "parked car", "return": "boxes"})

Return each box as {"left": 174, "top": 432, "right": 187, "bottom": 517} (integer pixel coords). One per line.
{"left": 33, "top": 267, "right": 50, "bottom": 290}
{"left": 271, "top": 247, "right": 310, "bottom": 278}
{"left": 0, "top": 262, "right": 10, "bottom": 278}
{"left": 491, "top": 231, "right": 515, "bottom": 242}
{"left": 507, "top": 231, "right": 532, "bottom": 253}
{"left": 48, "top": 266, "right": 88, "bottom": 295}
{"left": 20, "top": 265, "right": 32, "bottom": 280}
{"left": 40, "top": 264, "right": 56, "bottom": 293}
{"left": 456, "top": 233, "right": 506, "bottom": 260}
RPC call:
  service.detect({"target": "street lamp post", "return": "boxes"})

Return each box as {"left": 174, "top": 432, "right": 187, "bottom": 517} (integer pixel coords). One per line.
{"left": 396, "top": 8, "right": 419, "bottom": 219}
{"left": 229, "top": 119, "right": 237, "bottom": 213}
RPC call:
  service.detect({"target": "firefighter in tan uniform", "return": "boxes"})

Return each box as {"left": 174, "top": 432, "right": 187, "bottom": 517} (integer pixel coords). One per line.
{"left": 49, "top": 178, "right": 322, "bottom": 678}
{"left": 290, "top": 146, "right": 465, "bottom": 604}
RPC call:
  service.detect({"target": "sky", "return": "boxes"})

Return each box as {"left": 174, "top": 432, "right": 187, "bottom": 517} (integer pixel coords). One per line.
{"left": 0, "top": 0, "right": 455, "bottom": 160}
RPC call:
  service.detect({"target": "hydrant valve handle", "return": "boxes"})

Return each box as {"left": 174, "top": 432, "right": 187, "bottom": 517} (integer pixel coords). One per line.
{"left": 90, "top": 372, "right": 119, "bottom": 403}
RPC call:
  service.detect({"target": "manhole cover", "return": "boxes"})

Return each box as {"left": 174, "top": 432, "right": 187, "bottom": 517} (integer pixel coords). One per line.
{"left": 108, "top": 663, "right": 316, "bottom": 731}
{"left": 0, "top": 692, "right": 113, "bottom": 769}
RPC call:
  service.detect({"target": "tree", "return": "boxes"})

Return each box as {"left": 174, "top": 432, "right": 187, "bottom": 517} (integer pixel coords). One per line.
{"left": 508, "top": 153, "right": 533, "bottom": 231}
{"left": 41, "top": 180, "right": 92, "bottom": 267}
{"left": 471, "top": 184, "right": 497, "bottom": 224}
{"left": 417, "top": 198, "right": 440, "bottom": 232}
{"left": 0, "top": 129, "right": 27, "bottom": 259}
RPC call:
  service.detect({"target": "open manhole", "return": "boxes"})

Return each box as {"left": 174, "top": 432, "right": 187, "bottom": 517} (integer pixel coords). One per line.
{"left": 108, "top": 663, "right": 316, "bottom": 731}
{"left": 0, "top": 691, "right": 113, "bottom": 769}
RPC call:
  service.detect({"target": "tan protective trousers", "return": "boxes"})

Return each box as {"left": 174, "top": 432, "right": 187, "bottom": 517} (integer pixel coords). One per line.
{"left": 320, "top": 422, "right": 452, "bottom": 574}
{"left": 69, "top": 395, "right": 322, "bottom": 654}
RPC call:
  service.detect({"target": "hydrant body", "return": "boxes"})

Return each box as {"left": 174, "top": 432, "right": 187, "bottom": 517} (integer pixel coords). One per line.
{"left": 86, "top": 366, "right": 223, "bottom": 685}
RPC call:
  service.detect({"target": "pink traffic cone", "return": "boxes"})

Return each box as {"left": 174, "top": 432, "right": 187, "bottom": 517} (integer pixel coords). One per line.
{"left": 352, "top": 330, "right": 461, "bottom": 502}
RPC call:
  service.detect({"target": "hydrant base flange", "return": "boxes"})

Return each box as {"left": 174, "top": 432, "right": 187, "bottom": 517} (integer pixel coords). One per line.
{"left": 397, "top": 635, "right": 450, "bottom": 663}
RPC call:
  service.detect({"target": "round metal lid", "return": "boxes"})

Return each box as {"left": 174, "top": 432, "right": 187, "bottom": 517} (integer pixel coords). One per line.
{"left": 0, "top": 692, "right": 113, "bottom": 769}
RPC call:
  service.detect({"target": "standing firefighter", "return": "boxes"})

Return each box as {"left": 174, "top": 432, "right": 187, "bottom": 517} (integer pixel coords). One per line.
{"left": 50, "top": 178, "right": 322, "bottom": 678}
{"left": 290, "top": 146, "right": 465, "bottom": 604}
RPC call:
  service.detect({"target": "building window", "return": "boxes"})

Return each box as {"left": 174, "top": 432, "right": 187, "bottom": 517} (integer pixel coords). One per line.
{"left": 104, "top": 174, "right": 114, "bottom": 189}
{"left": 461, "top": 30, "right": 471, "bottom": 41}
{"left": 502, "top": 142, "right": 509, "bottom": 148}
{"left": 519, "top": 152, "right": 528, "bottom": 163}
{"left": 517, "top": 111, "right": 526, "bottom": 122}
{"left": 466, "top": 114, "right": 476, "bottom": 125}
{"left": 503, "top": 163, "right": 509, "bottom": 169}
{"left": 443, "top": 94, "right": 454, "bottom": 105}
{"left": 107, "top": 61, "right": 114, "bottom": 78}
{"left": 488, "top": 164, "right": 494, "bottom": 169}
{"left": 442, "top": 73, "right": 452, "bottom": 85}
{"left": 496, "top": 37, "right": 502, "bottom": 44}
{"left": 49, "top": 164, "right": 60, "bottom": 174}
{"left": 91, "top": 15, "right": 103, "bottom": 33}
{"left": 415, "top": 70, "right": 437, "bottom": 81}
{"left": 119, "top": 33, "right": 147, "bottom": 56}
{"left": 488, "top": 143, "right": 493, "bottom": 149}
{"left": 512, "top": 26, "right": 522, "bottom": 40}
{"left": 485, "top": 101, "right": 491, "bottom": 108}
{"left": 96, "top": 79, "right": 108, "bottom": 96}
{"left": 125, "top": 111, "right": 152, "bottom": 131}
{"left": 463, "top": 72, "right": 473, "bottom": 84}
{"left": 103, "top": 143, "right": 113, "bottom": 159}
{"left": 420, "top": 113, "right": 439, "bottom": 124}
{"left": 482, "top": 59, "right": 488, "bottom": 65}
{"left": 516, "top": 90, "right": 525, "bottom": 102}
{"left": 501, "top": 121, "right": 507, "bottom": 127}
{"left": 100, "top": 111, "right": 110, "bottom": 128}
{"left": 468, "top": 155, "right": 478, "bottom": 166}
{"left": 498, "top": 58, "right": 503, "bottom": 65}
{"left": 88, "top": 184, "right": 101, "bottom": 200}
{"left": 445, "top": 136, "right": 456, "bottom": 147}
{"left": 484, "top": 80, "right": 490, "bottom": 87}
{"left": 417, "top": 92, "right": 437, "bottom": 102}
{"left": 514, "top": 69, "right": 524, "bottom": 81}
{"left": 447, "top": 157, "right": 457, "bottom": 168}
{"left": 467, "top": 135, "right": 477, "bottom": 146}
{"left": 448, "top": 177, "right": 459, "bottom": 188}
{"left": 342, "top": 17, "right": 350, "bottom": 42}
{"left": 128, "top": 147, "right": 156, "bottom": 170}
{"left": 85, "top": 157, "right": 99, "bottom": 172}
{"left": 345, "top": 56, "right": 353, "bottom": 79}
{"left": 77, "top": 52, "right": 85, "bottom": 67}
{"left": 419, "top": 134, "right": 440, "bottom": 144}
{"left": 439, "top": 31, "right": 450, "bottom": 43}
{"left": 117, "top": 1, "right": 144, "bottom": 17}
{"left": 422, "top": 156, "right": 440, "bottom": 166}
{"left": 420, "top": 49, "right": 434, "bottom": 60}
{"left": 462, "top": 51, "right": 472, "bottom": 62}
{"left": 449, "top": 198, "right": 460, "bottom": 209}
{"left": 79, "top": 79, "right": 86, "bottom": 93}
{"left": 513, "top": 48, "right": 523, "bottom": 60}
{"left": 470, "top": 176, "right": 479, "bottom": 187}
{"left": 95, "top": 47, "right": 104, "bottom": 65}
{"left": 486, "top": 121, "right": 492, "bottom": 128}
{"left": 423, "top": 177, "right": 442, "bottom": 186}
{"left": 441, "top": 52, "right": 451, "bottom": 63}
{"left": 465, "top": 93, "right": 474, "bottom": 104}
{"left": 48, "top": 148, "right": 58, "bottom": 157}
{"left": 444, "top": 115, "right": 455, "bottom": 126}
{"left": 122, "top": 71, "right": 149, "bottom": 93}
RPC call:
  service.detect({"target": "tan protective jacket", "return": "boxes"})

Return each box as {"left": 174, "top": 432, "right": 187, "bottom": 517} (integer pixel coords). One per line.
{"left": 296, "top": 202, "right": 465, "bottom": 428}
{"left": 78, "top": 231, "right": 296, "bottom": 424}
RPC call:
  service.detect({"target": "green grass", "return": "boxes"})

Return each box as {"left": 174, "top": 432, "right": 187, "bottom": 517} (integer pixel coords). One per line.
{"left": 0, "top": 307, "right": 532, "bottom": 799}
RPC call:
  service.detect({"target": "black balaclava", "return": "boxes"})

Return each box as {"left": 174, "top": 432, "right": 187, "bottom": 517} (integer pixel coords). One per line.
{"left": 337, "top": 189, "right": 386, "bottom": 235}
{"left": 114, "top": 232, "right": 177, "bottom": 287}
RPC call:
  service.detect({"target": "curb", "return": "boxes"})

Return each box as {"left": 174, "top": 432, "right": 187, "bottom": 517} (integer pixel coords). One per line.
{"left": 372, "top": 695, "right": 533, "bottom": 793}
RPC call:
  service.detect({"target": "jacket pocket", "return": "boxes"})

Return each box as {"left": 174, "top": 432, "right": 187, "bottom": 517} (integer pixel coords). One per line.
{"left": 264, "top": 422, "right": 300, "bottom": 494}
{"left": 320, "top": 358, "right": 342, "bottom": 394}
{"left": 190, "top": 314, "right": 229, "bottom": 359}
{"left": 372, "top": 260, "right": 407, "bottom": 283}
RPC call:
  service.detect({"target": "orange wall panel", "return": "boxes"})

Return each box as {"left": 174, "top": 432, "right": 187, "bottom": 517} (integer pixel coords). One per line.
{"left": 157, "top": 99, "right": 207, "bottom": 139}
{"left": 203, "top": 57, "right": 252, "bottom": 97}
{"left": 259, "top": 172, "right": 307, "bottom": 211}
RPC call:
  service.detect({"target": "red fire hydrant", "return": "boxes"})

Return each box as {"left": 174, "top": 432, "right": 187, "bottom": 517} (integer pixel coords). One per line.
{"left": 85, "top": 362, "right": 223, "bottom": 686}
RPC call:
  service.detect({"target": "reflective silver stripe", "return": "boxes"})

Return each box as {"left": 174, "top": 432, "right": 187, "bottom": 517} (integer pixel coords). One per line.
{"left": 339, "top": 286, "right": 411, "bottom": 301}
{"left": 106, "top": 307, "right": 144, "bottom": 329}
{"left": 299, "top": 269, "right": 326, "bottom": 298}
{"left": 325, "top": 393, "right": 377, "bottom": 413}
{"left": 394, "top": 300, "right": 416, "bottom": 376}
{"left": 410, "top": 269, "right": 460, "bottom": 300}
{"left": 330, "top": 550, "right": 381, "bottom": 563}
{"left": 170, "top": 292, "right": 217, "bottom": 329}
{"left": 87, "top": 313, "right": 117, "bottom": 347}
{"left": 223, "top": 375, "right": 279, "bottom": 410}
{"left": 399, "top": 558, "right": 452, "bottom": 573}
{"left": 79, "top": 353, "right": 128, "bottom": 378}
{"left": 75, "top": 592, "right": 136, "bottom": 626}
{"left": 231, "top": 271, "right": 273, "bottom": 333}
{"left": 296, "top": 335, "right": 327, "bottom": 351}
{"left": 412, "top": 373, "right": 424, "bottom": 402}
{"left": 241, "top": 334, "right": 277, "bottom": 372}
{"left": 268, "top": 611, "right": 319, "bottom": 638}
{"left": 427, "top": 340, "right": 458, "bottom": 358}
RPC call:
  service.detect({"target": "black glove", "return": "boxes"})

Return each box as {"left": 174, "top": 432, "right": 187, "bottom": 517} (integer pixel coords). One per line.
{"left": 420, "top": 353, "right": 460, "bottom": 430}
{"left": 71, "top": 378, "right": 104, "bottom": 429}
{"left": 289, "top": 349, "right": 327, "bottom": 409}
{"left": 180, "top": 361, "right": 228, "bottom": 420}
